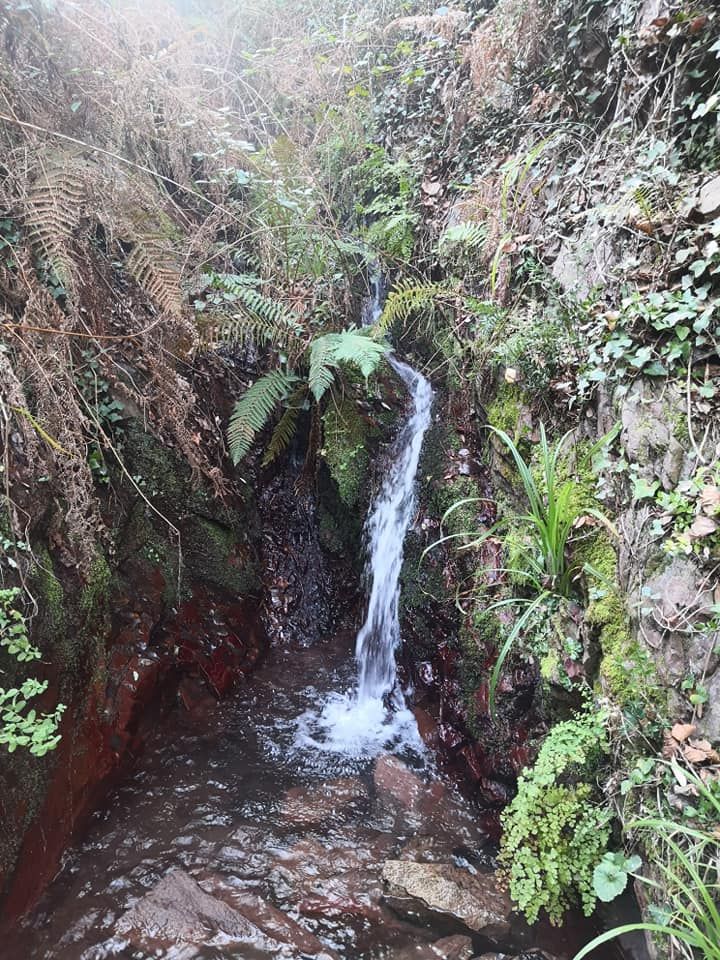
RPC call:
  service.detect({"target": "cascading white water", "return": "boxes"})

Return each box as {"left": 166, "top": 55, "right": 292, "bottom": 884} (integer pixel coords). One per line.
{"left": 293, "top": 280, "right": 434, "bottom": 759}
{"left": 355, "top": 357, "right": 433, "bottom": 705}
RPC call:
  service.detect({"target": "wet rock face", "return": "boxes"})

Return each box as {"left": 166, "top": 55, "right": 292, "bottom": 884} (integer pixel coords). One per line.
{"left": 258, "top": 473, "right": 361, "bottom": 646}
{"left": 0, "top": 415, "right": 269, "bottom": 924}
{"left": 0, "top": 566, "right": 267, "bottom": 925}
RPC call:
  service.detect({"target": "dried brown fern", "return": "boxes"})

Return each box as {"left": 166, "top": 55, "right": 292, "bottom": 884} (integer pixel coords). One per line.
{"left": 22, "top": 154, "right": 90, "bottom": 298}
{"left": 125, "top": 235, "right": 185, "bottom": 318}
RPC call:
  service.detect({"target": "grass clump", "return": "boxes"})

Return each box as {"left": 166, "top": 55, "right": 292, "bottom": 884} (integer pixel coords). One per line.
{"left": 575, "top": 766, "right": 720, "bottom": 960}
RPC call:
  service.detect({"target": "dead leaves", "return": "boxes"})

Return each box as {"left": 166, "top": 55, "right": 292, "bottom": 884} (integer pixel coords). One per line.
{"left": 664, "top": 722, "right": 720, "bottom": 766}
{"left": 686, "top": 483, "right": 720, "bottom": 544}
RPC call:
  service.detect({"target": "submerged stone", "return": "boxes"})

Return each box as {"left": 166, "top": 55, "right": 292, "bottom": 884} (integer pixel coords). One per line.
{"left": 382, "top": 860, "right": 513, "bottom": 941}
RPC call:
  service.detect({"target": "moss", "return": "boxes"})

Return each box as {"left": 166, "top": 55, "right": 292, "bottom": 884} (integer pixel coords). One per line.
{"left": 398, "top": 418, "right": 482, "bottom": 650}
{"left": 540, "top": 647, "right": 561, "bottom": 682}
{"left": 321, "top": 398, "right": 379, "bottom": 510}
{"left": 32, "top": 546, "right": 68, "bottom": 651}
{"left": 486, "top": 383, "right": 533, "bottom": 446}
{"left": 183, "top": 516, "right": 260, "bottom": 597}
{"left": 459, "top": 608, "right": 502, "bottom": 737}
{"left": 79, "top": 553, "right": 111, "bottom": 619}
{"left": 582, "top": 533, "right": 664, "bottom": 712}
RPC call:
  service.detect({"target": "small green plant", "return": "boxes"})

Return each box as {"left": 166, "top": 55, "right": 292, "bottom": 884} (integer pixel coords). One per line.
{"left": 650, "top": 467, "right": 720, "bottom": 561}
{"left": 575, "top": 766, "right": 720, "bottom": 960}
{"left": 0, "top": 587, "right": 40, "bottom": 662}
{"left": 0, "top": 587, "right": 65, "bottom": 756}
{"left": 355, "top": 147, "right": 419, "bottom": 263}
{"left": 500, "top": 706, "right": 610, "bottom": 925}
{"left": 426, "top": 425, "right": 611, "bottom": 709}
{"left": 593, "top": 851, "right": 641, "bottom": 902}
{"left": 0, "top": 679, "right": 65, "bottom": 756}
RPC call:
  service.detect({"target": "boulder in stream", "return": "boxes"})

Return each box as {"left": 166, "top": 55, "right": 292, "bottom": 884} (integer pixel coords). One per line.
{"left": 116, "top": 868, "right": 274, "bottom": 950}
{"left": 382, "top": 860, "right": 513, "bottom": 941}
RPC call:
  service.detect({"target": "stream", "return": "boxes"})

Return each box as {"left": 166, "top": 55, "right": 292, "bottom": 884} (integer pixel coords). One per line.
{"left": 4, "top": 357, "right": 616, "bottom": 959}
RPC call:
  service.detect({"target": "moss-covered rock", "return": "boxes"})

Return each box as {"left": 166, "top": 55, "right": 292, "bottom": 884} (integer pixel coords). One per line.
{"left": 582, "top": 533, "right": 664, "bottom": 714}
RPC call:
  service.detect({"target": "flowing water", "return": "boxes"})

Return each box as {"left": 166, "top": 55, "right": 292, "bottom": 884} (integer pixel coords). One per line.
{"left": 294, "top": 356, "right": 433, "bottom": 758}
{"left": 2, "top": 352, "right": 620, "bottom": 959}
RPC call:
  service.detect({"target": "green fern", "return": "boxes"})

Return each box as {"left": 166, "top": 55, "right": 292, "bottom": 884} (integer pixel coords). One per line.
{"left": 228, "top": 369, "right": 300, "bottom": 464}
{"left": 308, "top": 334, "right": 339, "bottom": 404}
{"left": 376, "top": 280, "right": 446, "bottom": 335}
{"left": 260, "top": 387, "right": 306, "bottom": 466}
{"left": 438, "top": 222, "right": 487, "bottom": 253}
{"left": 632, "top": 184, "right": 660, "bottom": 221}
{"left": 308, "top": 329, "right": 388, "bottom": 403}
{"left": 201, "top": 274, "right": 303, "bottom": 348}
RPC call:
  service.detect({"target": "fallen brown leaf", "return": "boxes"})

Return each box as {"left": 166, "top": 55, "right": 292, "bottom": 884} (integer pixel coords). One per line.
{"left": 683, "top": 746, "right": 709, "bottom": 764}
{"left": 689, "top": 514, "right": 718, "bottom": 539}
{"left": 700, "top": 485, "right": 720, "bottom": 513}
{"left": 671, "top": 722, "right": 696, "bottom": 742}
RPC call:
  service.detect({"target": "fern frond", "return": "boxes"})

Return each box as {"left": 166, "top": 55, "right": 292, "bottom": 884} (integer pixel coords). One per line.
{"left": 126, "top": 236, "right": 183, "bottom": 316}
{"left": 261, "top": 387, "right": 306, "bottom": 466}
{"left": 376, "top": 280, "right": 445, "bottom": 335}
{"left": 309, "top": 329, "right": 388, "bottom": 402}
{"left": 632, "top": 184, "right": 660, "bottom": 221}
{"left": 200, "top": 274, "right": 303, "bottom": 349}
{"left": 308, "top": 333, "right": 339, "bottom": 403}
{"left": 228, "top": 369, "right": 299, "bottom": 464}
{"left": 438, "top": 222, "right": 487, "bottom": 253}
{"left": 329, "top": 329, "right": 388, "bottom": 379}
{"left": 24, "top": 156, "right": 88, "bottom": 295}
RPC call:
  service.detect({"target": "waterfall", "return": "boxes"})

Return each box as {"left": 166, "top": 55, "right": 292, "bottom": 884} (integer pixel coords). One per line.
{"left": 294, "top": 278, "right": 433, "bottom": 759}
{"left": 355, "top": 357, "right": 433, "bottom": 705}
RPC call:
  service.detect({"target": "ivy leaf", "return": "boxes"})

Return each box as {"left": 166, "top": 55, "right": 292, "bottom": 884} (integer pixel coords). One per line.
{"left": 632, "top": 476, "right": 659, "bottom": 501}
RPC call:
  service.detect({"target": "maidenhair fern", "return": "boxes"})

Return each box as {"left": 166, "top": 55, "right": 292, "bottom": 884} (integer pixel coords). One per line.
{"left": 227, "top": 369, "right": 300, "bottom": 464}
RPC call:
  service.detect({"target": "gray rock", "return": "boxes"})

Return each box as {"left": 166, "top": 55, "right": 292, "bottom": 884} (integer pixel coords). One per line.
{"left": 116, "top": 868, "right": 276, "bottom": 951}
{"left": 698, "top": 175, "right": 720, "bottom": 219}
{"left": 628, "top": 552, "right": 720, "bottom": 737}
{"left": 551, "top": 218, "right": 616, "bottom": 298}
{"left": 382, "top": 860, "right": 512, "bottom": 941}
{"left": 618, "top": 380, "right": 694, "bottom": 489}
{"left": 699, "top": 669, "right": 720, "bottom": 742}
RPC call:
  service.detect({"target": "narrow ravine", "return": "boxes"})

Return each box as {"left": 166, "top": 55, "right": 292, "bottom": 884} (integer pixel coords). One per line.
{"left": 3, "top": 633, "right": 599, "bottom": 959}
{"left": 2, "top": 360, "right": 609, "bottom": 959}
